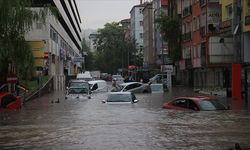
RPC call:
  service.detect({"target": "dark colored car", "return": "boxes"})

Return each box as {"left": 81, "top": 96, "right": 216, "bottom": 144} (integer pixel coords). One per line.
{"left": 0, "top": 92, "right": 22, "bottom": 111}
{"left": 162, "top": 96, "right": 229, "bottom": 111}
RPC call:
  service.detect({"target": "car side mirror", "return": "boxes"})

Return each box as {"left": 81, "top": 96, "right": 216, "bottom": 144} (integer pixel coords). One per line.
{"left": 102, "top": 100, "right": 106, "bottom": 103}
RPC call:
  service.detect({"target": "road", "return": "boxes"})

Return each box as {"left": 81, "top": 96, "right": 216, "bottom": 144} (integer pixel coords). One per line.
{"left": 1, "top": 86, "right": 250, "bottom": 150}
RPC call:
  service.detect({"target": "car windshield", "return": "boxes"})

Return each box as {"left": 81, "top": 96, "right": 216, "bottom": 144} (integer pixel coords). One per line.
{"left": 68, "top": 88, "right": 88, "bottom": 94}
{"left": 107, "top": 94, "right": 131, "bottom": 102}
{"left": 198, "top": 99, "right": 228, "bottom": 111}
{"left": 70, "top": 82, "right": 89, "bottom": 88}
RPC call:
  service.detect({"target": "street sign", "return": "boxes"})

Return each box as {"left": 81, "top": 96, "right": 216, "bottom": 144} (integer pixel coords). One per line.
{"left": 72, "top": 57, "right": 84, "bottom": 63}
{"left": 7, "top": 76, "right": 18, "bottom": 83}
{"left": 161, "top": 65, "right": 173, "bottom": 73}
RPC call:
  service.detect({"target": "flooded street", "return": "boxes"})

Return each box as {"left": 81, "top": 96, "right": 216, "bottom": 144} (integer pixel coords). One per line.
{"left": 1, "top": 87, "right": 250, "bottom": 150}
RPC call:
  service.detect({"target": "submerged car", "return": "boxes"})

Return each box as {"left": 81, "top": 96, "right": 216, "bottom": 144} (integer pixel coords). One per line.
{"left": 0, "top": 92, "right": 22, "bottom": 111}
{"left": 111, "top": 82, "right": 151, "bottom": 93}
{"left": 162, "top": 96, "right": 229, "bottom": 111}
{"left": 102, "top": 92, "right": 138, "bottom": 104}
{"left": 65, "top": 86, "right": 91, "bottom": 99}
{"left": 89, "top": 80, "right": 108, "bottom": 92}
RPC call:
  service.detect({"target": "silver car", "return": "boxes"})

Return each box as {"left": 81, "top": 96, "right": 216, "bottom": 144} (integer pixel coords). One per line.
{"left": 111, "top": 82, "right": 151, "bottom": 93}
{"left": 65, "top": 86, "right": 91, "bottom": 100}
{"left": 102, "top": 92, "right": 138, "bottom": 104}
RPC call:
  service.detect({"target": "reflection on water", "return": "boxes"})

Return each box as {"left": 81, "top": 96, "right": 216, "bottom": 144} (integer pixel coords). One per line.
{"left": 0, "top": 87, "right": 250, "bottom": 150}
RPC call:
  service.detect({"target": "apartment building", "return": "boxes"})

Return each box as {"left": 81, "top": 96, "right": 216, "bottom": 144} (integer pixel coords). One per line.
{"left": 25, "top": 0, "right": 82, "bottom": 89}
{"left": 179, "top": 0, "right": 233, "bottom": 91}
{"left": 130, "top": 4, "right": 145, "bottom": 55}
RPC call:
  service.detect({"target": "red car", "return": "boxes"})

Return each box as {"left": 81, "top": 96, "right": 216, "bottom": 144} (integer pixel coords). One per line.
{"left": 162, "top": 96, "right": 229, "bottom": 111}
{"left": 0, "top": 92, "right": 22, "bottom": 111}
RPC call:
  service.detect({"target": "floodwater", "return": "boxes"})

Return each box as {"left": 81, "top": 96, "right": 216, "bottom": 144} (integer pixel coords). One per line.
{"left": 1, "top": 87, "right": 250, "bottom": 150}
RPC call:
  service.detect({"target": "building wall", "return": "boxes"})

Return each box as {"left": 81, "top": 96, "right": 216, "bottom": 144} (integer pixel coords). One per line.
{"left": 143, "top": 3, "right": 155, "bottom": 67}
{"left": 130, "top": 5, "right": 144, "bottom": 50}
{"left": 220, "top": 0, "right": 233, "bottom": 22}
{"left": 25, "top": 1, "right": 82, "bottom": 78}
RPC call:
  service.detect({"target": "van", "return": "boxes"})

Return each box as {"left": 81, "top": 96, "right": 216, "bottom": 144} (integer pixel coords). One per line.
{"left": 76, "top": 71, "right": 93, "bottom": 81}
{"left": 89, "top": 80, "right": 108, "bottom": 92}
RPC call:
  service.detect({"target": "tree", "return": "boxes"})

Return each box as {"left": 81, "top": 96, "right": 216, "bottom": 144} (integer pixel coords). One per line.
{"left": 155, "top": 13, "right": 181, "bottom": 62}
{"left": 94, "top": 22, "right": 133, "bottom": 74}
{"left": 0, "top": 0, "right": 57, "bottom": 83}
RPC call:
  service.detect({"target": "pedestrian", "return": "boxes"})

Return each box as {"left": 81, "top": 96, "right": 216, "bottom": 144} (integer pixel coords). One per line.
{"left": 112, "top": 78, "right": 117, "bottom": 87}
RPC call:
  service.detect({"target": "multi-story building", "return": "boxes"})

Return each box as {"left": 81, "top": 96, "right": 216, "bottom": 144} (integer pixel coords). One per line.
{"left": 179, "top": 0, "right": 234, "bottom": 91}
{"left": 25, "top": 0, "right": 82, "bottom": 90}
{"left": 88, "top": 33, "right": 97, "bottom": 53}
{"left": 130, "top": 4, "right": 145, "bottom": 57}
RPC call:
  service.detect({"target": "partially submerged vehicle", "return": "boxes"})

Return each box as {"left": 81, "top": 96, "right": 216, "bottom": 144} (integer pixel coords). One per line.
{"left": 89, "top": 80, "right": 108, "bottom": 92}
{"left": 65, "top": 86, "right": 91, "bottom": 100}
{"left": 0, "top": 92, "right": 22, "bottom": 111}
{"left": 102, "top": 92, "right": 138, "bottom": 104}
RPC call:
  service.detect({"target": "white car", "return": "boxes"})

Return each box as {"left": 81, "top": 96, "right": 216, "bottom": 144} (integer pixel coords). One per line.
{"left": 102, "top": 92, "right": 138, "bottom": 104}
{"left": 111, "top": 82, "right": 151, "bottom": 93}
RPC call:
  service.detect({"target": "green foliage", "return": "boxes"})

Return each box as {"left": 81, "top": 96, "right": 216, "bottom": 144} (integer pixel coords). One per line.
{"left": 94, "top": 22, "right": 137, "bottom": 74}
{"left": 155, "top": 13, "right": 181, "bottom": 62}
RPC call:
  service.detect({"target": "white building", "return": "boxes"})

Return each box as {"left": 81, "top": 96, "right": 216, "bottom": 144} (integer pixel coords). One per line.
{"left": 130, "top": 4, "right": 145, "bottom": 53}
{"left": 25, "top": 0, "right": 82, "bottom": 90}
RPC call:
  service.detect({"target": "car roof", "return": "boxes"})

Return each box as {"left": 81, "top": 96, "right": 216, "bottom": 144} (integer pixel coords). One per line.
{"left": 88, "top": 80, "right": 106, "bottom": 84}
{"left": 70, "top": 79, "right": 88, "bottom": 82}
{"left": 108, "top": 92, "right": 131, "bottom": 95}
{"left": 176, "top": 96, "right": 211, "bottom": 101}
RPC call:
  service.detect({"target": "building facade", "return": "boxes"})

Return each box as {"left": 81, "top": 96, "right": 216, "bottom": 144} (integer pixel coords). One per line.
{"left": 25, "top": 0, "right": 82, "bottom": 90}
{"left": 143, "top": 2, "right": 155, "bottom": 68}
{"left": 130, "top": 4, "right": 145, "bottom": 55}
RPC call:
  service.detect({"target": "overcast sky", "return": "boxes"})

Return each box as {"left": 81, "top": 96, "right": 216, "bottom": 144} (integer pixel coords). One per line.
{"left": 75, "top": 0, "right": 140, "bottom": 30}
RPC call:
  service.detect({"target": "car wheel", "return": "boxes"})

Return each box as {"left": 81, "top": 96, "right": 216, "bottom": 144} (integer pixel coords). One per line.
{"left": 88, "top": 96, "right": 91, "bottom": 99}
{"left": 142, "top": 90, "right": 148, "bottom": 93}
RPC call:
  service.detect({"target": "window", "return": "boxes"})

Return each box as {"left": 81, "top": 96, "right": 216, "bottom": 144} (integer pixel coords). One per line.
{"left": 226, "top": 4, "right": 232, "bottom": 19}
{"left": 140, "top": 21, "right": 143, "bottom": 26}
{"left": 193, "top": 17, "right": 197, "bottom": 31}
{"left": 139, "top": 8, "right": 142, "bottom": 14}
{"left": 140, "top": 33, "right": 143, "bottom": 39}
{"left": 197, "top": 15, "right": 200, "bottom": 29}
{"left": 36, "top": 22, "right": 42, "bottom": 29}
